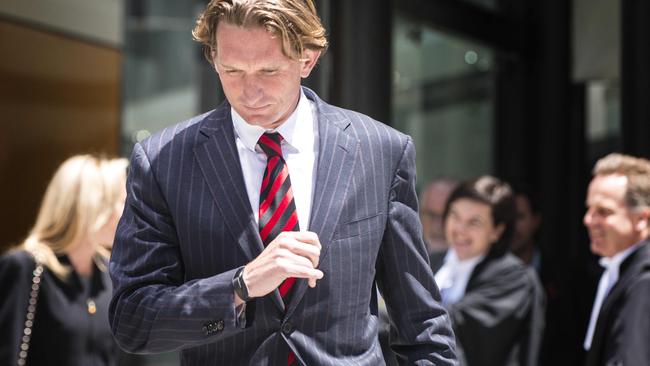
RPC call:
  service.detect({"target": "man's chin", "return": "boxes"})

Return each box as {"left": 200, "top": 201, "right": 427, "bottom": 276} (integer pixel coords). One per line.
{"left": 590, "top": 241, "right": 609, "bottom": 257}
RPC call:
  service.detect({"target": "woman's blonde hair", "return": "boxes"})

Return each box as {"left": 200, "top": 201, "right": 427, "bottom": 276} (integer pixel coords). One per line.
{"left": 95, "top": 157, "right": 129, "bottom": 258}
{"left": 192, "top": 0, "right": 328, "bottom": 63}
{"left": 20, "top": 155, "right": 127, "bottom": 279}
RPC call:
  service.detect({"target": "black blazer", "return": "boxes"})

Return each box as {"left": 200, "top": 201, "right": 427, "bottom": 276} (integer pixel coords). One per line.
{"left": 0, "top": 250, "right": 120, "bottom": 366}
{"left": 585, "top": 240, "right": 650, "bottom": 366}
{"left": 448, "top": 252, "right": 545, "bottom": 366}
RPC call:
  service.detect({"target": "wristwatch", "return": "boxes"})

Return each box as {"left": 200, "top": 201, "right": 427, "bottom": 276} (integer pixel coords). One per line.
{"left": 232, "top": 267, "right": 252, "bottom": 302}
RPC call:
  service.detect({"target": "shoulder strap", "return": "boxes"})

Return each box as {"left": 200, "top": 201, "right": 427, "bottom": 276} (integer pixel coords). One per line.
{"left": 17, "top": 260, "right": 44, "bottom": 366}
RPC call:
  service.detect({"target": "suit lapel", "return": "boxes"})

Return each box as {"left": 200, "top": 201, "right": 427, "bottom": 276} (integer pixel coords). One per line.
{"left": 590, "top": 241, "right": 650, "bottom": 352}
{"left": 286, "top": 89, "right": 359, "bottom": 316}
{"left": 193, "top": 105, "right": 285, "bottom": 312}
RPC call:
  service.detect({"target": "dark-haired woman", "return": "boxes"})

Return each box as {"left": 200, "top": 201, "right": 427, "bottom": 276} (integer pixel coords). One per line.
{"left": 435, "top": 176, "right": 545, "bottom": 366}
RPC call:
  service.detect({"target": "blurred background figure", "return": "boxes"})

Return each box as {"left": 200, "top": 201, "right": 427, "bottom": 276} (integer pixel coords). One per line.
{"left": 435, "top": 175, "right": 545, "bottom": 366}
{"left": 511, "top": 185, "right": 542, "bottom": 271}
{"left": 97, "top": 157, "right": 128, "bottom": 254}
{"left": 0, "top": 155, "right": 127, "bottom": 366}
{"left": 582, "top": 153, "right": 650, "bottom": 366}
{"left": 419, "top": 178, "right": 458, "bottom": 270}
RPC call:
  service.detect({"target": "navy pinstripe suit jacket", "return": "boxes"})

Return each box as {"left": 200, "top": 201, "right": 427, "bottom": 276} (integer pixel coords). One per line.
{"left": 109, "top": 87, "right": 457, "bottom": 365}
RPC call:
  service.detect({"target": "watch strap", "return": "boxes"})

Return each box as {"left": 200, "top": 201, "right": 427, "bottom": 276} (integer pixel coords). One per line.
{"left": 233, "top": 266, "right": 251, "bottom": 302}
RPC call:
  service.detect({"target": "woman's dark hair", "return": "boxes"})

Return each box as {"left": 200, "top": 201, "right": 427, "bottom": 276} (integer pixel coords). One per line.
{"left": 443, "top": 175, "right": 517, "bottom": 257}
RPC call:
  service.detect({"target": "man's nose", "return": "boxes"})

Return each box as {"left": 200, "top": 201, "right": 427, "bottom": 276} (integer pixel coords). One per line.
{"left": 583, "top": 209, "right": 593, "bottom": 226}
{"left": 242, "top": 75, "right": 262, "bottom": 102}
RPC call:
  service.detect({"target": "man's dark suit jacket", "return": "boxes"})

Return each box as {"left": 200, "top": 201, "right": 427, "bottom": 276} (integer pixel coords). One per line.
{"left": 108, "top": 87, "right": 457, "bottom": 365}
{"left": 585, "top": 239, "right": 650, "bottom": 366}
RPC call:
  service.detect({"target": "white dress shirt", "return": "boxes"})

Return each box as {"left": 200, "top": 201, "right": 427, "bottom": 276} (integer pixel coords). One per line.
{"left": 435, "top": 249, "right": 485, "bottom": 306}
{"left": 231, "top": 90, "right": 319, "bottom": 230}
{"left": 583, "top": 242, "right": 642, "bottom": 350}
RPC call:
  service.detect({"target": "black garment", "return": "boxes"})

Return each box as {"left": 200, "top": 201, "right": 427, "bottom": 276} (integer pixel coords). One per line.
{"left": 448, "top": 252, "right": 545, "bottom": 366}
{"left": 585, "top": 240, "right": 650, "bottom": 366}
{"left": 429, "top": 250, "right": 447, "bottom": 273}
{"left": 0, "top": 250, "right": 119, "bottom": 366}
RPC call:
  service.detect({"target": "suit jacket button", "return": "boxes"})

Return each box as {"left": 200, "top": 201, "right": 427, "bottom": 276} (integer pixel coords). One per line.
{"left": 281, "top": 322, "right": 293, "bottom": 334}
{"left": 202, "top": 325, "right": 209, "bottom": 335}
{"left": 216, "top": 320, "right": 225, "bottom": 331}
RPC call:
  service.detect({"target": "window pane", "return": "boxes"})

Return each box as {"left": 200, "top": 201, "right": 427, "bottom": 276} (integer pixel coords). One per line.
{"left": 122, "top": 0, "right": 206, "bottom": 156}
{"left": 392, "top": 13, "right": 495, "bottom": 185}
{"left": 586, "top": 81, "right": 621, "bottom": 160}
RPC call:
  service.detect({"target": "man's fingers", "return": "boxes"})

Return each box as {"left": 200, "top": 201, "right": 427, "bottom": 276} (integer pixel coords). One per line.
{"left": 286, "top": 231, "right": 321, "bottom": 249}
{"left": 286, "top": 264, "right": 323, "bottom": 281}
{"left": 276, "top": 234, "right": 321, "bottom": 268}
{"left": 276, "top": 248, "right": 316, "bottom": 270}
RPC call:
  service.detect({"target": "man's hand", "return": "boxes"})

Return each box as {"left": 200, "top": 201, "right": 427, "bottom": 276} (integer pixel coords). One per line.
{"left": 242, "top": 231, "right": 323, "bottom": 299}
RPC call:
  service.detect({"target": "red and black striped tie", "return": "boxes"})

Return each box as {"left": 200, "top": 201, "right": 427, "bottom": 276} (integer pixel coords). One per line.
{"left": 258, "top": 132, "right": 300, "bottom": 365}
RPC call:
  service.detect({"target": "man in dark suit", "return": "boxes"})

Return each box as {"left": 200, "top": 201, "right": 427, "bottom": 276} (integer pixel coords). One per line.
{"left": 583, "top": 153, "right": 650, "bottom": 366}
{"left": 108, "top": 0, "right": 457, "bottom": 365}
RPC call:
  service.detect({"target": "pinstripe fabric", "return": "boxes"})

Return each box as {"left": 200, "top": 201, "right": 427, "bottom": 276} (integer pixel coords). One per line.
{"left": 109, "top": 87, "right": 457, "bottom": 365}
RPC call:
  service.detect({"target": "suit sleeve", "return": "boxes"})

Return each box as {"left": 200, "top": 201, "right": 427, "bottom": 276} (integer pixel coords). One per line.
{"left": 109, "top": 142, "right": 241, "bottom": 354}
{"left": 0, "top": 252, "right": 32, "bottom": 365}
{"left": 614, "top": 273, "right": 650, "bottom": 365}
{"left": 375, "top": 137, "right": 458, "bottom": 365}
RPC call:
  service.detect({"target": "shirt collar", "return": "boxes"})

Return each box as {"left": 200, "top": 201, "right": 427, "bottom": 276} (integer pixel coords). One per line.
{"left": 231, "top": 89, "right": 309, "bottom": 153}
{"left": 444, "top": 249, "right": 485, "bottom": 272}
{"left": 599, "top": 241, "right": 643, "bottom": 271}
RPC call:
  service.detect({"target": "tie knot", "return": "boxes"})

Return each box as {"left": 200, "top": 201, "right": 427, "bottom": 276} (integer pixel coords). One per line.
{"left": 258, "top": 132, "right": 284, "bottom": 158}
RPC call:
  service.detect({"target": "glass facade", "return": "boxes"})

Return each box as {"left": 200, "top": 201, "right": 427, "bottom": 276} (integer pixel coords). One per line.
{"left": 121, "top": 0, "right": 208, "bottom": 156}
{"left": 392, "top": 13, "right": 495, "bottom": 187}
{"left": 586, "top": 81, "right": 621, "bottom": 160}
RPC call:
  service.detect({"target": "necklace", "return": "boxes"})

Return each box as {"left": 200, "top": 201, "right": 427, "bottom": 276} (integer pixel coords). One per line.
{"left": 87, "top": 298, "right": 97, "bottom": 314}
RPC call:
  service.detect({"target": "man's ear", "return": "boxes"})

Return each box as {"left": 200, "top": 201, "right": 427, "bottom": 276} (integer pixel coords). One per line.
{"left": 634, "top": 208, "right": 650, "bottom": 232}
{"left": 300, "top": 49, "right": 321, "bottom": 78}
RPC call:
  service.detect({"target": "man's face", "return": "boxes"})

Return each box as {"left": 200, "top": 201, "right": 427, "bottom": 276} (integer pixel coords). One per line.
{"left": 511, "top": 194, "right": 540, "bottom": 253}
{"left": 213, "top": 23, "right": 319, "bottom": 129}
{"left": 420, "top": 183, "right": 454, "bottom": 253}
{"left": 583, "top": 174, "right": 645, "bottom": 257}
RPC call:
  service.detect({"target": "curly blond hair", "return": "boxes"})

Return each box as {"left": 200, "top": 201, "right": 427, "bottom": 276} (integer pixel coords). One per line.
{"left": 192, "top": 0, "right": 328, "bottom": 63}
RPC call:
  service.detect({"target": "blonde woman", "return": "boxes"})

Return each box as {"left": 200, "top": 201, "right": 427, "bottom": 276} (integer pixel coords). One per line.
{"left": 0, "top": 155, "right": 127, "bottom": 366}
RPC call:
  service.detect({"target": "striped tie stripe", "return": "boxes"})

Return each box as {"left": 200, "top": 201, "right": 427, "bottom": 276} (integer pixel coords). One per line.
{"left": 258, "top": 133, "right": 300, "bottom": 245}
{"left": 257, "top": 132, "right": 300, "bottom": 365}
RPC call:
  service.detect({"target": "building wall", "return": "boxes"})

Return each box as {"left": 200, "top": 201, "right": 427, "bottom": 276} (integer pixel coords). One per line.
{"left": 0, "top": 1, "right": 122, "bottom": 251}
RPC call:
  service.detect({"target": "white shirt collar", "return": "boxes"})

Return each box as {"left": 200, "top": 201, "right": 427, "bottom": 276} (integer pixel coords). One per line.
{"left": 231, "top": 89, "right": 309, "bottom": 154}
{"left": 443, "top": 249, "right": 485, "bottom": 271}
{"left": 584, "top": 241, "right": 643, "bottom": 350}
{"left": 599, "top": 241, "right": 643, "bottom": 273}
{"left": 435, "top": 249, "right": 485, "bottom": 305}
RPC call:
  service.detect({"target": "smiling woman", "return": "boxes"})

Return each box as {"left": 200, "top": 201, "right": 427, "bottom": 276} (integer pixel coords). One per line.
{"left": 434, "top": 175, "right": 545, "bottom": 366}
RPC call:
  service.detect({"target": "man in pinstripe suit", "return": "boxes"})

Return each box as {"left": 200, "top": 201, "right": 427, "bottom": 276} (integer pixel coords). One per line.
{"left": 108, "top": 0, "right": 457, "bottom": 365}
